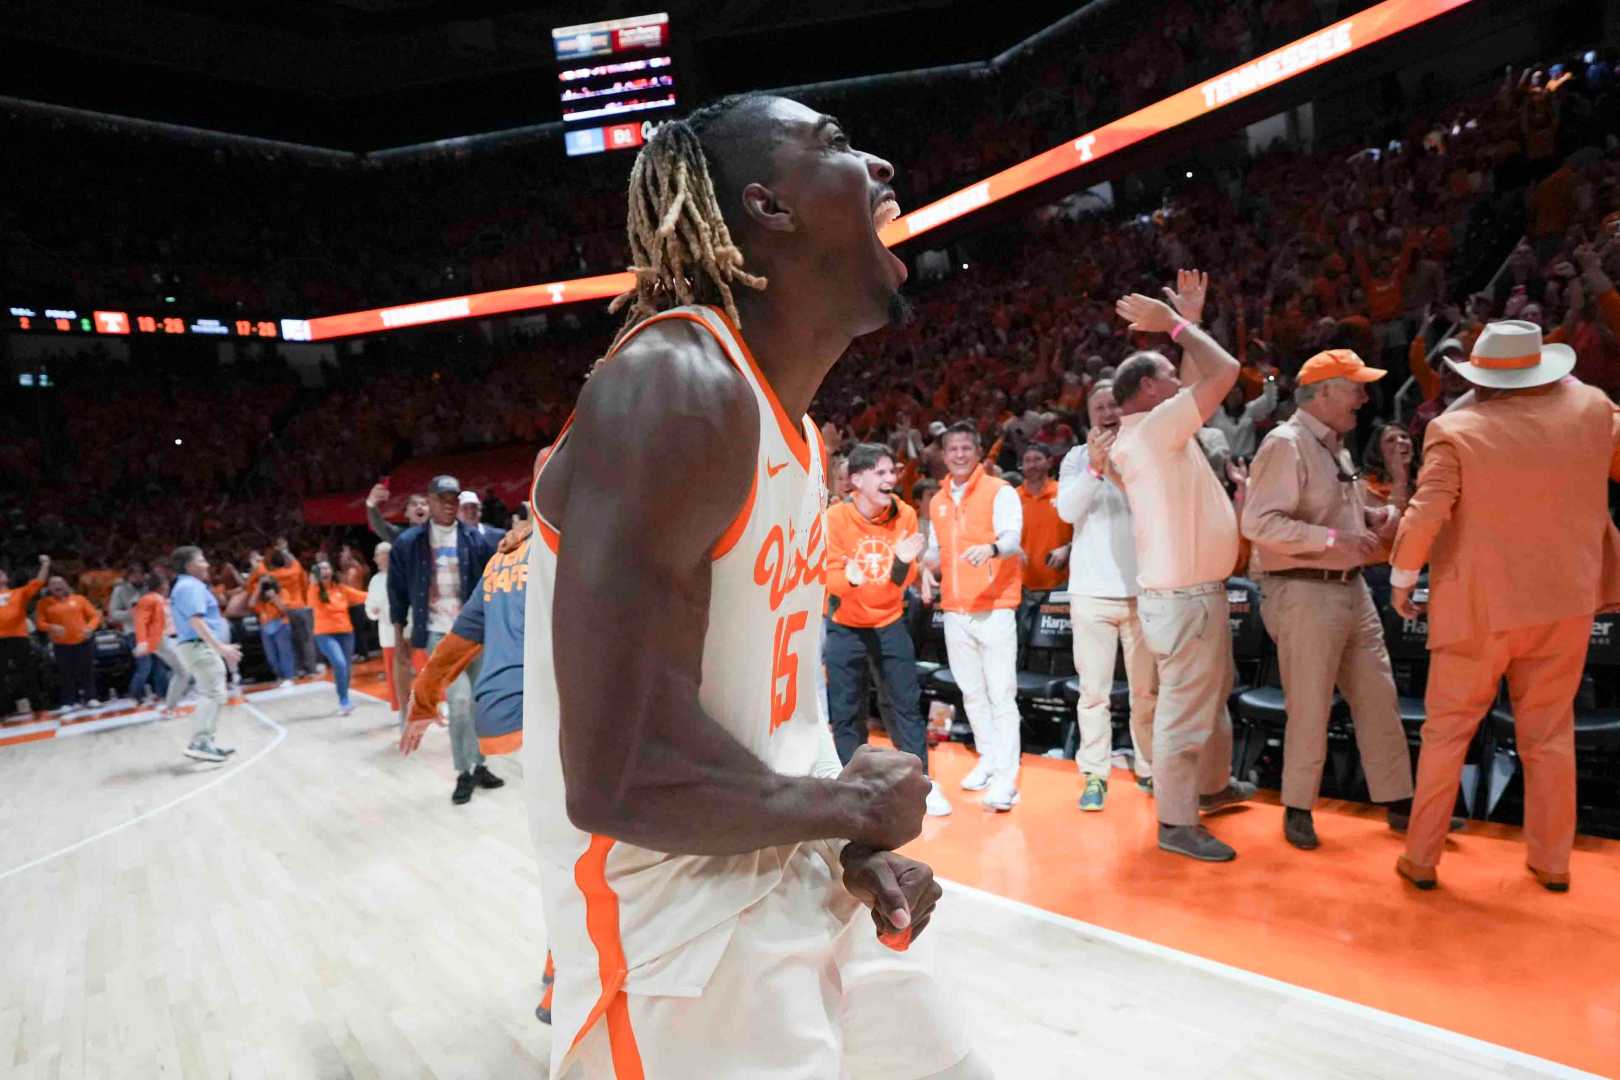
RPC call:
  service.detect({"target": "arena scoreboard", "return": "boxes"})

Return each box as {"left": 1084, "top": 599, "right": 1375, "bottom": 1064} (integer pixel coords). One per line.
{"left": 552, "top": 12, "right": 679, "bottom": 157}
{"left": 6, "top": 304, "right": 309, "bottom": 341}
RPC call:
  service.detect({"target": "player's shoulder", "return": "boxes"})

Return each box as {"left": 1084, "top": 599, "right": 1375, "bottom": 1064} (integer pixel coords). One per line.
{"left": 595, "top": 311, "right": 751, "bottom": 404}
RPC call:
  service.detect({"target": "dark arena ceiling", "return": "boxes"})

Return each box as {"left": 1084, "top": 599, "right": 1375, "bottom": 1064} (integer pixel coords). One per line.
{"left": 1, "top": 0, "right": 1085, "bottom": 150}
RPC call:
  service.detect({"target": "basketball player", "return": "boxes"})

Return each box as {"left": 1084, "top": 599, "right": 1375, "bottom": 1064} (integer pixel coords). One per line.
{"left": 525, "top": 95, "right": 989, "bottom": 1079}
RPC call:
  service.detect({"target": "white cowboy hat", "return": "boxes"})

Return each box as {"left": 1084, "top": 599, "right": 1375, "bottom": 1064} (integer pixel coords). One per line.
{"left": 1446, "top": 319, "right": 1575, "bottom": 390}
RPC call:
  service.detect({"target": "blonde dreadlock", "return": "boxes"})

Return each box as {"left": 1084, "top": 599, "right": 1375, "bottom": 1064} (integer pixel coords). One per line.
{"left": 602, "top": 107, "right": 769, "bottom": 360}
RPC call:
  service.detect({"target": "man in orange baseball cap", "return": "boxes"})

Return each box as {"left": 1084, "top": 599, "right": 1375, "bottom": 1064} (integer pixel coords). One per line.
{"left": 1242, "top": 349, "right": 1420, "bottom": 852}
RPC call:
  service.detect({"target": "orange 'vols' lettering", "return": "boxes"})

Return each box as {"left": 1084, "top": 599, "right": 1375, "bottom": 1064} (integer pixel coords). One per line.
{"left": 752, "top": 518, "right": 826, "bottom": 612}
{"left": 769, "top": 610, "right": 809, "bottom": 733}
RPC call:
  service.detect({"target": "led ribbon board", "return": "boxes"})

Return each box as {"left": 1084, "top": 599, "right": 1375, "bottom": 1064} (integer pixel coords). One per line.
{"left": 304, "top": 0, "right": 1473, "bottom": 341}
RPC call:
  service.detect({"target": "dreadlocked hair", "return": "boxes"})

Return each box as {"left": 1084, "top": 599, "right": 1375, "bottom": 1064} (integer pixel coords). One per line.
{"left": 602, "top": 96, "right": 770, "bottom": 361}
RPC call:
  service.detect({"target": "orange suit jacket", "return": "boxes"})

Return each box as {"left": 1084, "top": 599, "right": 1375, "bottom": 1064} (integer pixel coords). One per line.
{"left": 1391, "top": 380, "right": 1620, "bottom": 651}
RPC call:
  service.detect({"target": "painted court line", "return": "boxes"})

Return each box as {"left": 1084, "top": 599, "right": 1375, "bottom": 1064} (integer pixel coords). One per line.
{"left": 0, "top": 700, "right": 288, "bottom": 883}
{"left": 939, "top": 878, "right": 1604, "bottom": 1080}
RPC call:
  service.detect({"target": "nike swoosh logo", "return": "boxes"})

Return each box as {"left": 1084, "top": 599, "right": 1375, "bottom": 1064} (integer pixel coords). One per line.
{"left": 766, "top": 460, "right": 789, "bottom": 478}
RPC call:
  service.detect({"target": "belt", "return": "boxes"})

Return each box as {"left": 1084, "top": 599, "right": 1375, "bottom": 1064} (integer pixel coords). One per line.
{"left": 1264, "top": 567, "right": 1363, "bottom": 584}
{"left": 1139, "top": 581, "right": 1226, "bottom": 599}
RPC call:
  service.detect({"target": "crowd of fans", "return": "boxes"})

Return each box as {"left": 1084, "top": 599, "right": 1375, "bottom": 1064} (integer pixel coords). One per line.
{"left": 6, "top": 0, "right": 1398, "bottom": 318}
{"left": 2, "top": 21, "right": 1618, "bottom": 714}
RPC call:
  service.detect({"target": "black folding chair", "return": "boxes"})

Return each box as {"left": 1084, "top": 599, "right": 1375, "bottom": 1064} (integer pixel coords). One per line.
{"left": 1015, "top": 592, "right": 1076, "bottom": 754}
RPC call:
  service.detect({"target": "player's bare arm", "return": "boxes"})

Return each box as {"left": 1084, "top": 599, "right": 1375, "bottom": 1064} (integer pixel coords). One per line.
{"left": 545, "top": 320, "right": 929, "bottom": 856}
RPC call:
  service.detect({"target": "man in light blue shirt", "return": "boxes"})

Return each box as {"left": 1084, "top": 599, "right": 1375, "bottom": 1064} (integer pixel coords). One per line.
{"left": 169, "top": 546, "right": 240, "bottom": 763}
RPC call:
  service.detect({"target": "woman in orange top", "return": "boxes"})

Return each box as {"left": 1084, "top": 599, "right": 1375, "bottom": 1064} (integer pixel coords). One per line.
{"left": 36, "top": 576, "right": 103, "bottom": 710}
{"left": 309, "top": 560, "right": 369, "bottom": 716}
{"left": 126, "top": 574, "right": 171, "bottom": 704}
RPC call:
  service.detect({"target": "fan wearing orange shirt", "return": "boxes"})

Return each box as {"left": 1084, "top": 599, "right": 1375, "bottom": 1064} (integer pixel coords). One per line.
{"left": 0, "top": 554, "right": 51, "bottom": 717}
{"left": 249, "top": 541, "right": 316, "bottom": 677}
{"left": 825, "top": 443, "right": 953, "bottom": 818}
{"left": 37, "top": 576, "right": 104, "bottom": 711}
{"left": 308, "top": 559, "right": 370, "bottom": 716}
{"left": 1017, "top": 444, "right": 1073, "bottom": 595}
{"left": 127, "top": 574, "right": 172, "bottom": 705}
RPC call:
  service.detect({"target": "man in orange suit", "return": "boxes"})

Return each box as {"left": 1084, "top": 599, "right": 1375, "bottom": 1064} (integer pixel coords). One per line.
{"left": 1390, "top": 320, "right": 1620, "bottom": 892}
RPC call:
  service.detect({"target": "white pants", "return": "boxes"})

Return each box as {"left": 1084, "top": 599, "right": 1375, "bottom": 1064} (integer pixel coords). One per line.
{"left": 1069, "top": 595, "right": 1157, "bottom": 780}
{"left": 942, "top": 609, "right": 1020, "bottom": 785}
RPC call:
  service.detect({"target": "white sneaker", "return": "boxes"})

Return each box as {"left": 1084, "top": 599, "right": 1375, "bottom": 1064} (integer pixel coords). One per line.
{"left": 925, "top": 781, "right": 953, "bottom": 817}
{"left": 982, "top": 781, "right": 1020, "bottom": 813}
{"left": 183, "top": 739, "right": 227, "bottom": 763}
{"left": 277, "top": 680, "right": 295, "bottom": 689}
{"left": 959, "top": 761, "right": 993, "bottom": 791}
{"left": 87, "top": 698, "right": 102, "bottom": 708}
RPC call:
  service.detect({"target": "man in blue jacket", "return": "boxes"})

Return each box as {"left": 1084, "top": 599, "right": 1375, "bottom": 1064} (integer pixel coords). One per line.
{"left": 388, "top": 473, "right": 504, "bottom": 804}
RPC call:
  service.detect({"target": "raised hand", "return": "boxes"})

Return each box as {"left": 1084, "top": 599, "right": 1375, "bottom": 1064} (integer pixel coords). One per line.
{"left": 894, "top": 531, "right": 926, "bottom": 564}
{"left": 366, "top": 483, "right": 390, "bottom": 509}
{"left": 1115, "top": 293, "right": 1179, "bottom": 334}
{"left": 1086, "top": 425, "right": 1116, "bottom": 475}
{"left": 1162, "top": 268, "right": 1209, "bottom": 325}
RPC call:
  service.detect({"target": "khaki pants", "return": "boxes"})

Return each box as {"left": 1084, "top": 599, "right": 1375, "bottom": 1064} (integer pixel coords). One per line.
{"left": 176, "top": 640, "right": 228, "bottom": 742}
{"left": 1069, "top": 595, "right": 1156, "bottom": 780}
{"left": 1137, "top": 584, "right": 1235, "bottom": 827}
{"left": 1407, "top": 614, "right": 1588, "bottom": 874}
{"left": 1259, "top": 576, "right": 1413, "bottom": 810}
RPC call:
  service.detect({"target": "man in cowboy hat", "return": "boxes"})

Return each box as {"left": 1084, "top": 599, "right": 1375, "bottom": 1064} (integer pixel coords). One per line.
{"left": 1390, "top": 320, "right": 1620, "bottom": 892}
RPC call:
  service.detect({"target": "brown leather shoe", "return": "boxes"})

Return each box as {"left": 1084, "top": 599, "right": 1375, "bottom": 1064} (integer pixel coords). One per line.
{"left": 1395, "top": 855, "right": 1437, "bottom": 890}
{"left": 1527, "top": 864, "right": 1570, "bottom": 893}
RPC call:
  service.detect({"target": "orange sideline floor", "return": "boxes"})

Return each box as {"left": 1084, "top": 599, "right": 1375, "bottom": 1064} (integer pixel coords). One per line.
{"left": 906, "top": 740, "right": 1620, "bottom": 1077}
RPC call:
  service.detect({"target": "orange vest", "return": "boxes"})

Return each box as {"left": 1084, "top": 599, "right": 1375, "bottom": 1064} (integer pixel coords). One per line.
{"left": 1019, "top": 479, "right": 1073, "bottom": 592}
{"left": 929, "top": 466, "right": 1022, "bottom": 613}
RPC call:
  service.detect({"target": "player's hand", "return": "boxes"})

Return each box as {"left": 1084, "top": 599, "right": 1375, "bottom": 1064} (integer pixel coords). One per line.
{"left": 1045, "top": 544, "right": 1070, "bottom": 570}
{"left": 894, "top": 531, "right": 926, "bottom": 564}
{"left": 1392, "top": 585, "right": 1426, "bottom": 621}
{"left": 962, "top": 544, "right": 996, "bottom": 567}
{"left": 38, "top": 554, "right": 50, "bottom": 567}
{"left": 843, "top": 557, "right": 867, "bottom": 588}
{"left": 1162, "top": 268, "right": 1208, "bottom": 325}
{"left": 839, "top": 844, "right": 943, "bottom": 949}
{"left": 218, "top": 643, "right": 242, "bottom": 667}
{"left": 838, "top": 745, "right": 929, "bottom": 850}
{"left": 133, "top": 642, "right": 151, "bottom": 658}
{"left": 1115, "top": 293, "right": 1178, "bottom": 334}
{"left": 45, "top": 626, "right": 65, "bottom": 641}
{"left": 498, "top": 518, "right": 533, "bottom": 554}
{"left": 367, "top": 483, "right": 390, "bottom": 509}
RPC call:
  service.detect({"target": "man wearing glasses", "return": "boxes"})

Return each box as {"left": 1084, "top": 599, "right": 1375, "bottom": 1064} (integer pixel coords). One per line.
{"left": 1242, "top": 350, "right": 1418, "bottom": 852}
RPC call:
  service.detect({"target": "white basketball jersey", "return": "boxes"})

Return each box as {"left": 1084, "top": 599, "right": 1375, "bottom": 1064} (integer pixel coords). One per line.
{"left": 523, "top": 305, "right": 833, "bottom": 1067}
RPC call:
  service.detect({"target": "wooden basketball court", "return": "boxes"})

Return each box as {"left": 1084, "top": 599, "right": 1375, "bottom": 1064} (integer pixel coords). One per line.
{"left": 0, "top": 671, "right": 1611, "bottom": 1078}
